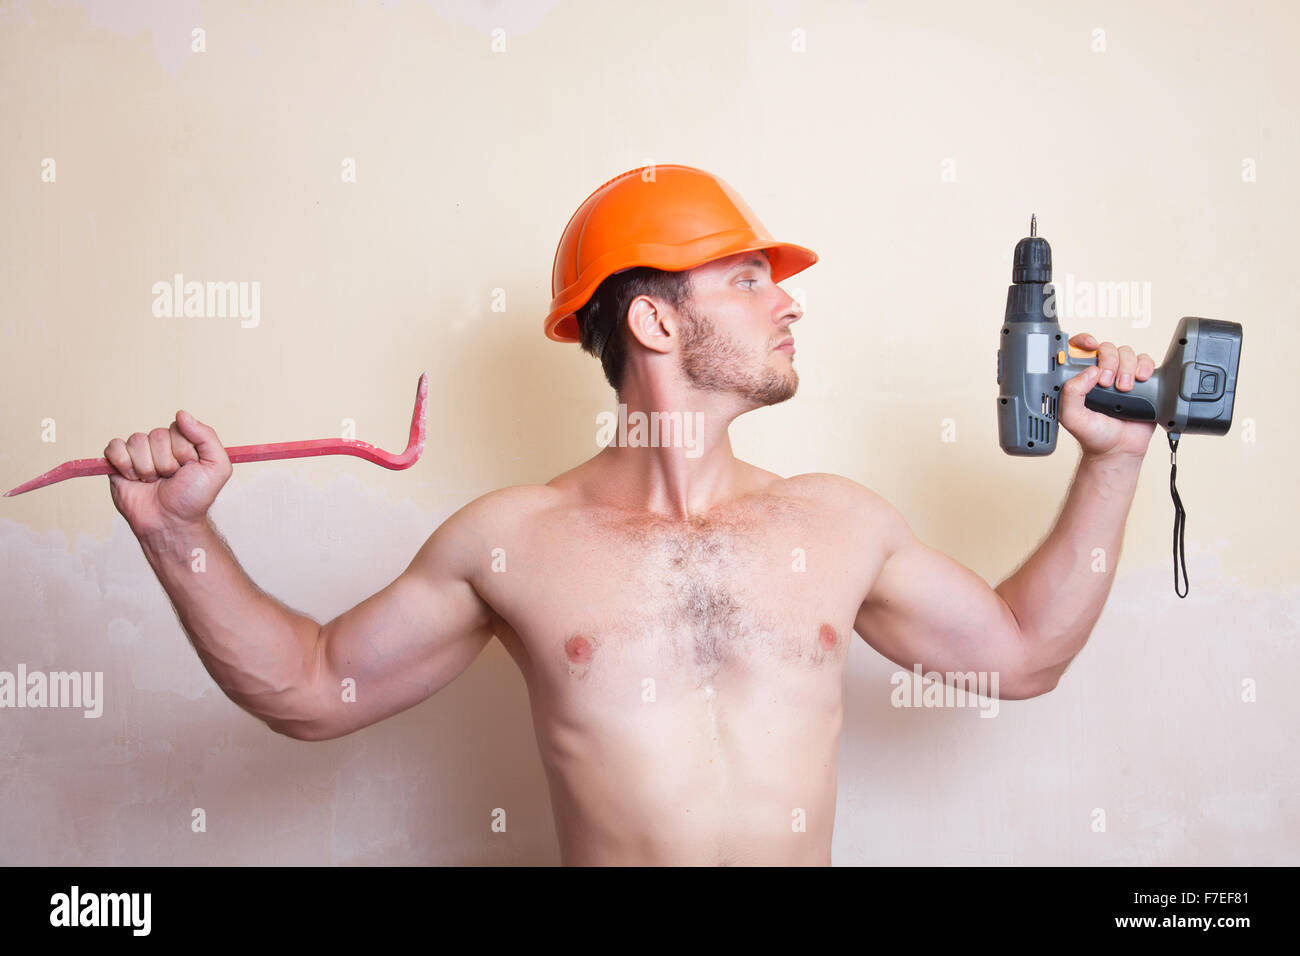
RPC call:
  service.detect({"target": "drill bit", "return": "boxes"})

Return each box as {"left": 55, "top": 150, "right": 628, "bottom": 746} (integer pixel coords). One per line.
{"left": 1030, "top": 214, "right": 1037, "bottom": 238}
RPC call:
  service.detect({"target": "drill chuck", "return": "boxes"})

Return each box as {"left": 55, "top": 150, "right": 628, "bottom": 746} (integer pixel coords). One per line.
{"left": 1011, "top": 215, "right": 1052, "bottom": 283}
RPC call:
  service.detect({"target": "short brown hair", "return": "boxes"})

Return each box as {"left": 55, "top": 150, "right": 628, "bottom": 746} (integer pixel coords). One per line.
{"left": 574, "top": 267, "right": 694, "bottom": 394}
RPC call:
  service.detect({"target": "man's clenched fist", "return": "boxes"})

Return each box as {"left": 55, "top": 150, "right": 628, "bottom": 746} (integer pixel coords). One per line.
{"left": 104, "top": 410, "right": 232, "bottom": 537}
{"left": 1057, "top": 332, "right": 1158, "bottom": 462}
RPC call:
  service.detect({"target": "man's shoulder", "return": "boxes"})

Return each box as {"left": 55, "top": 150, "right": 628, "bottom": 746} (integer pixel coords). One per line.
{"left": 772, "top": 473, "right": 910, "bottom": 567}
{"left": 440, "top": 483, "right": 564, "bottom": 539}
{"left": 773, "top": 470, "right": 891, "bottom": 510}
{"left": 769, "top": 471, "right": 906, "bottom": 538}
{"left": 458, "top": 482, "right": 563, "bottom": 517}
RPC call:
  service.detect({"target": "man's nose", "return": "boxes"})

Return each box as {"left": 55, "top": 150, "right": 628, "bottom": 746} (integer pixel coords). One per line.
{"left": 777, "top": 289, "right": 804, "bottom": 326}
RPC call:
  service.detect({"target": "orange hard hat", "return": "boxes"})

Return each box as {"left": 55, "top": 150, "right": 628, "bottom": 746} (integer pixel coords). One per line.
{"left": 545, "top": 164, "right": 818, "bottom": 343}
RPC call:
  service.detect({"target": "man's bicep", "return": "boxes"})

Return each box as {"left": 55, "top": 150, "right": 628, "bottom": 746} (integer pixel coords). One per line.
{"left": 854, "top": 501, "right": 1031, "bottom": 692}
{"left": 284, "top": 511, "right": 495, "bottom": 740}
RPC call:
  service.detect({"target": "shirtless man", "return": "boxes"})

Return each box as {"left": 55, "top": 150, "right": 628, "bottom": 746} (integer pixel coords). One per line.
{"left": 104, "top": 166, "right": 1157, "bottom": 865}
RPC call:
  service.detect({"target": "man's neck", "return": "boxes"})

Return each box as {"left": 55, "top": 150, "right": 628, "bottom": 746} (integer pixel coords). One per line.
{"left": 586, "top": 384, "right": 758, "bottom": 520}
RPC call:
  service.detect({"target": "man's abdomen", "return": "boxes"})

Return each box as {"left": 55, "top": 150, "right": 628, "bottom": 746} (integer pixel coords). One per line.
{"left": 531, "top": 670, "right": 844, "bottom": 866}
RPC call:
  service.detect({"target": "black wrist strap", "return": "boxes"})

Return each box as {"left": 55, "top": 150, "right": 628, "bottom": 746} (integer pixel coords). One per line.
{"left": 1170, "top": 433, "right": 1188, "bottom": 598}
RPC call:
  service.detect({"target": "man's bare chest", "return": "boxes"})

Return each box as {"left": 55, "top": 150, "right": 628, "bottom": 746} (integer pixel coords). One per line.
{"left": 478, "top": 494, "right": 872, "bottom": 689}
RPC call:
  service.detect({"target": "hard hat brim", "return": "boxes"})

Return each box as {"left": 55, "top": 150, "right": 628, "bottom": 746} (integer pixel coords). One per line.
{"left": 544, "top": 239, "right": 818, "bottom": 344}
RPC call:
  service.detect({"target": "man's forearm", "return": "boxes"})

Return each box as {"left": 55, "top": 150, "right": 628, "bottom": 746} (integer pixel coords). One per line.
{"left": 137, "top": 517, "right": 321, "bottom": 727}
{"left": 995, "top": 451, "right": 1145, "bottom": 688}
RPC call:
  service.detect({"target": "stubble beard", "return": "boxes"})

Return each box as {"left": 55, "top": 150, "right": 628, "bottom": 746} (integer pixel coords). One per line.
{"left": 676, "top": 300, "right": 798, "bottom": 407}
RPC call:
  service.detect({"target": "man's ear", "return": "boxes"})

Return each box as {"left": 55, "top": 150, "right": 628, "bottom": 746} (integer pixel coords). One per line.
{"left": 625, "top": 294, "right": 677, "bottom": 355}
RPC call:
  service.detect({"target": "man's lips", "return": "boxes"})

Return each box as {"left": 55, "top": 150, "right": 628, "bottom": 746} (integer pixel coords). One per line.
{"left": 774, "top": 337, "right": 795, "bottom": 354}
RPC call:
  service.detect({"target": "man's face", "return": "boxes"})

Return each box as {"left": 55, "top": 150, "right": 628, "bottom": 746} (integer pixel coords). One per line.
{"left": 675, "top": 251, "right": 804, "bottom": 407}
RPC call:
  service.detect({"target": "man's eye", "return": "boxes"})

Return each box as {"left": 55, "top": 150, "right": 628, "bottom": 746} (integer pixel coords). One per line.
{"left": 740, "top": 278, "right": 759, "bottom": 288}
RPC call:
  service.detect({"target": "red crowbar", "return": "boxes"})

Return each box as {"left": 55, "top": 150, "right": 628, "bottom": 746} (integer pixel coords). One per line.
{"left": 4, "top": 372, "right": 428, "bottom": 497}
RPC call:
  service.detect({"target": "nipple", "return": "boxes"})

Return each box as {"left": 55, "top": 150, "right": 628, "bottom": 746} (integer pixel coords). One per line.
{"left": 565, "top": 635, "right": 594, "bottom": 663}
{"left": 818, "top": 623, "right": 838, "bottom": 650}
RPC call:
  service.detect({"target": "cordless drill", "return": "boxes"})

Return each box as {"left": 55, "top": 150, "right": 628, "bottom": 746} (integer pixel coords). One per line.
{"left": 995, "top": 217, "right": 1244, "bottom": 597}
{"left": 996, "top": 216, "right": 1242, "bottom": 455}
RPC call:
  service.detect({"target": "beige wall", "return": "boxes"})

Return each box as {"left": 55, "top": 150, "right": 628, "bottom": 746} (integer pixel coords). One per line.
{"left": 1, "top": 0, "right": 1295, "bottom": 864}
